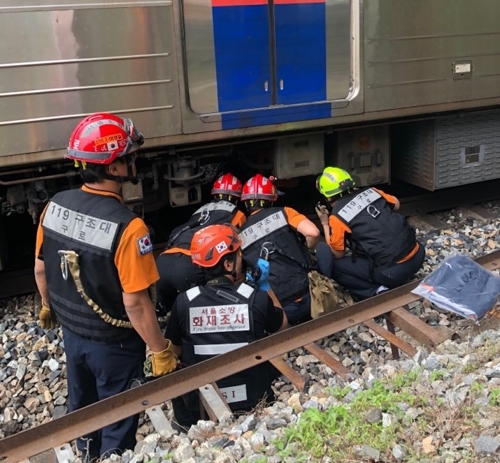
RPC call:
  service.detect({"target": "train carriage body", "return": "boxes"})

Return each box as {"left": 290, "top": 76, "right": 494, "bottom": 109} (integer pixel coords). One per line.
{"left": 1, "top": 0, "right": 500, "bottom": 269}
{"left": 2, "top": 0, "right": 500, "bottom": 163}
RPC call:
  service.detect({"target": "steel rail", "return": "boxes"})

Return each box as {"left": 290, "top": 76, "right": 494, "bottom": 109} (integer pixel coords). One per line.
{"left": 1, "top": 250, "right": 499, "bottom": 462}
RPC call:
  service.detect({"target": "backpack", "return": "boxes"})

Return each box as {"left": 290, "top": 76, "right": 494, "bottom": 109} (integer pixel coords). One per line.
{"left": 308, "top": 270, "right": 339, "bottom": 319}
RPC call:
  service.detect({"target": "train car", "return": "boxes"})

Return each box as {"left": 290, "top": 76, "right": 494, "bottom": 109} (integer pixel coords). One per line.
{"left": 1, "top": 0, "right": 500, "bottom": 270}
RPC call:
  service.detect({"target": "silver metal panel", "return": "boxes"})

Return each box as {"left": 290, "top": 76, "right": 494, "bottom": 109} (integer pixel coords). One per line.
{"left": 182, "top": 0, "right": 218, "bottom": 114}
{"left": 393, "top": 110, "right": 500, "bottom": 190}
{"left": 274, "top": 133, "right": 325, "bottom": 179}
{"left": 334, "top": 126, "right": 390, "bottom": 187}
{"left": 364, "top": 0, "right": 500, "bottom": 112}
{"left": 325, "top": 0, "right": 351, "bottom": 100}
{"left": 391, "top": 121, "right": 435, "bottom": 190}
{"left": 0, "top": 2, "right": 181, "bottom": 159}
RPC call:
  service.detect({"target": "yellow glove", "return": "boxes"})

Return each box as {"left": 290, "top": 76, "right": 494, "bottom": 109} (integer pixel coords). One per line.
{"left": 39, "top": 303, "right": 58, "bottom": 330}
{"left": 151, "top": 340, "right": 178, "bottom": 377}
{"left": 315, "top": 204, "right": 329, "bottom": 225}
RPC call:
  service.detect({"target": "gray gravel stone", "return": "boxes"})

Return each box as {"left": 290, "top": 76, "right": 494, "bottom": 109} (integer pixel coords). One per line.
{"left": 475, "top": 435, "right": 500, "bottom": 455}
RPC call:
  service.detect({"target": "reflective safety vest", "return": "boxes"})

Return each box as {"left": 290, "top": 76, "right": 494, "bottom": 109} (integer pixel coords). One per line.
{"left": 239, "top": 207, "right": 315, "bottom": 306}
{"left": 42, "top": 189, "right": 139, "bottom": 343}
{"left": 165, "top": 200, "right": 239, "bottom": 251}
{"left": 177, "top": 280, "right": 275, "bottom": 411}
{"left": 331, "top": 188, "right": 416, "bottom": 268}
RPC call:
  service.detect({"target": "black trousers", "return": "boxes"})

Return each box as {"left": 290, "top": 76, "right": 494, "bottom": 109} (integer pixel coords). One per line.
{"left": 283, "top": 292, "right": 312, "bottom": 325}
{"left": 63, "top": 329, "right": 145, "bottom": 459}
{"left": 316, "top": 241, "right": 425, "bottom": 300}
{"left": 156, "top": 252, "right": 206, "bottom": 314}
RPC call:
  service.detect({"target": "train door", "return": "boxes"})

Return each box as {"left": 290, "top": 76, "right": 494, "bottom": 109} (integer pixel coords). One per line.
{"left": 274, "top": 0, "right": 326, "bottom": 105}
{"left": 182, "top": 0, "right": 352, "bottom": 128}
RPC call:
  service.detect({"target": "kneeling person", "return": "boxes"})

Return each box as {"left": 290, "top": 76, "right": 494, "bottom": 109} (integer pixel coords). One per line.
{"left": 156, "top": 173, "right": 245, "bottom": 314}
{"left": 165, "top": 224, "right": 288, "bottom": 430}
{"left": 315, "top": 167, "right": 425, "bottom": 300}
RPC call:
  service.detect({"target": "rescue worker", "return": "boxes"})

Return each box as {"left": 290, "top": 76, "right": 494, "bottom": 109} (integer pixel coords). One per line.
{"left": 34, "top": 113, "right": 177, "bottom": 461}
{"left": 155, "top": 173, "right": 246, "bottom": 315}
{"left": 239, "top": 174, "right": 320, "bottom": 324}
{"left": 164, "top": 224, "right": 288, "bottom": 430}
{"left": 315, "top": 166, "right": 425, "bottom": 300}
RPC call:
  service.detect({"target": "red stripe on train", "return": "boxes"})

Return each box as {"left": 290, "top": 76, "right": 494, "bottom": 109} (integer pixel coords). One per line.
{"left": 274, "top": 0, "right": 325, "bottom": 3}
{"left": 212, "top": 0, "right": 267, "bottom": 6}
{"left": 212, "top": 0, "right": 324, "bottom": 6}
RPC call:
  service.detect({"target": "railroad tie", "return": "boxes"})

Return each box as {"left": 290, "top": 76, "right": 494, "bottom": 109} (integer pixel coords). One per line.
{"left": 363, "top": 318, "right": 417, "bottom": 360}
{"left": 19, "top": 444, "right": 76, "bottom": 463}
{"left": 270, "top": 357, "right": 307, "bottom": 391}
{"left": 387, "top": 307, "right": 449, "bottom": 348}
{"left": 198, "top": 383, "right": 233, "bottom": 423}
{"left": 145, "top": 406, "right": 176, "bottom": 439}
{"left": 304, "top": 342, "right": 351, "bottom": 380}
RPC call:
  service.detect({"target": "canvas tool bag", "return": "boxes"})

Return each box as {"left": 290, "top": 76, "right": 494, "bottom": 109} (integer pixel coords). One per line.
{"left": 308, "top": 270, "right": 339, "bottom": 319}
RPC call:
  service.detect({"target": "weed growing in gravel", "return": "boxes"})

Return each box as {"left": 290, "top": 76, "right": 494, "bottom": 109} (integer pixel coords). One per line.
{"left": 469, "top": 381, "right": 484, "bottom": 394}
{"left": 463, "top": 363, "right": 477, "bottom": 374}
{"left": 429, "top": 370, "right": 447, "bottom": 382}
{"left": 489, "top": 388, "right": 500, "bottom": 406}
{"left": 392, "top": 369, "right": 420, "bottom": 388}
{"left": 274, "top": 375, "right": 427, "bottom": 462}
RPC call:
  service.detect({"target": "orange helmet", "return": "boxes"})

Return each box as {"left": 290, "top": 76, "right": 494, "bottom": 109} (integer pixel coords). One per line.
{"left": 211, "top": 173, "right": 242, "bottom": 197}
{"left": 66, "top": 113, "right": 144, "bottom": 165}
{"left": 191, "top": 224, "right": 241, "bottom": 268}
{"left": 241, "top": 174, "right": 278, "bottom": 202}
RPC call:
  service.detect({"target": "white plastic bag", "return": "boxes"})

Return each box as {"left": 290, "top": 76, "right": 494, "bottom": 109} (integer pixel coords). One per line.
{"left": 412, "top": 255, "right": 500, "bottom": 321}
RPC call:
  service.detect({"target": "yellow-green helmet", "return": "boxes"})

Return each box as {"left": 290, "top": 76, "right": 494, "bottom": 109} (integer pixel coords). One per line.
{"left": 316, "top": 167, "right": 355, "bottom": 198}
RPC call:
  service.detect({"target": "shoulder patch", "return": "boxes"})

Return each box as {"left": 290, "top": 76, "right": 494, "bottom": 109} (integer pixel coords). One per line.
{"left": 137, "top": 233, "right": 153, "bottom": 255}
{"left": 237, "top": 283, "right": 254, "bottom": 299}
{"left": 186, "top": 286, "right": 201, "bottom": 301}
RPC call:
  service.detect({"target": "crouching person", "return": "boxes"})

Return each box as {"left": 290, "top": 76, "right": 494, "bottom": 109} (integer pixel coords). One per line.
{"left": 315, "top": 166, "right": 425, "bottom": 300}
{"left": 164, "top": 224, "right": 288, "bottom": 431}
{"left": 156, "top": 173, "right": 245, "bottom": 315}
{"left": 239, "top": 174, "right": 320, "bottom": 325}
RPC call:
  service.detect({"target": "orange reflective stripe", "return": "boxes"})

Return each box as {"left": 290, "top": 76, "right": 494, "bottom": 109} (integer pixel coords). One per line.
{"left": 397, "top": 243, "right": 419, "bottom": 263}
{"left": 162, "top": 247, "right": 191, "bottom": 256}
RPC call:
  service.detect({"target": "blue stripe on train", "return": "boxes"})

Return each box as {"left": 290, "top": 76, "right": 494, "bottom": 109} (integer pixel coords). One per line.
{"left": 212, "top": 2, "right": 328, "bottom": 129}
{"left": 220, "top": 103, "right": 331, "bottom": 130}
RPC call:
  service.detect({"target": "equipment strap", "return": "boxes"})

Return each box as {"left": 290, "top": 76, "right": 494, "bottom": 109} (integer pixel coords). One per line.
{"left": 58, "top": 250, "right": 133, "bottom": 329}
{"left": 264, "top": 241, "right": 316, "bottom": 271}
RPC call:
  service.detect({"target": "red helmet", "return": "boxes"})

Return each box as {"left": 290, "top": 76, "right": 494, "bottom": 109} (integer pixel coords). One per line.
{"left": 66, "top": 113, "right": 144, "bottom": 165}
{"left": 211, "top": 173, "right": 242, "bottom": 197}
{"left": 191, "top": 224, "right": 241, "bottom": 268}
{"left": 241, "top": 174, "right": 278, "bottom": 202}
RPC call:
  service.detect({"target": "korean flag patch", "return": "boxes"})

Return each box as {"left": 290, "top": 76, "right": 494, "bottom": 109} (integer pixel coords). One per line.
{"left": 215, "top": 240, "right": 228, "bottom": 254}
{"left": 107, "top": 141, "right": 119, "bottom": 151}
{"left": 137, "top": 234, "right": 153, "bottom": 256}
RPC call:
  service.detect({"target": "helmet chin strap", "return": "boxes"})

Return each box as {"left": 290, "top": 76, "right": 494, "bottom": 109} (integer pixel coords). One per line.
{"left": 104, "top": 163, "right": 139, "bottom": 185}
{"left": 229, "top": 252, "right": 240, "bottom": 280}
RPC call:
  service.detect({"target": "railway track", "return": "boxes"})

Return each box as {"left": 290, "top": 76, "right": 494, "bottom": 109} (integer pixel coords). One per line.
{"left": 1, "top": 250, "right": 499, "bottom": 463}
